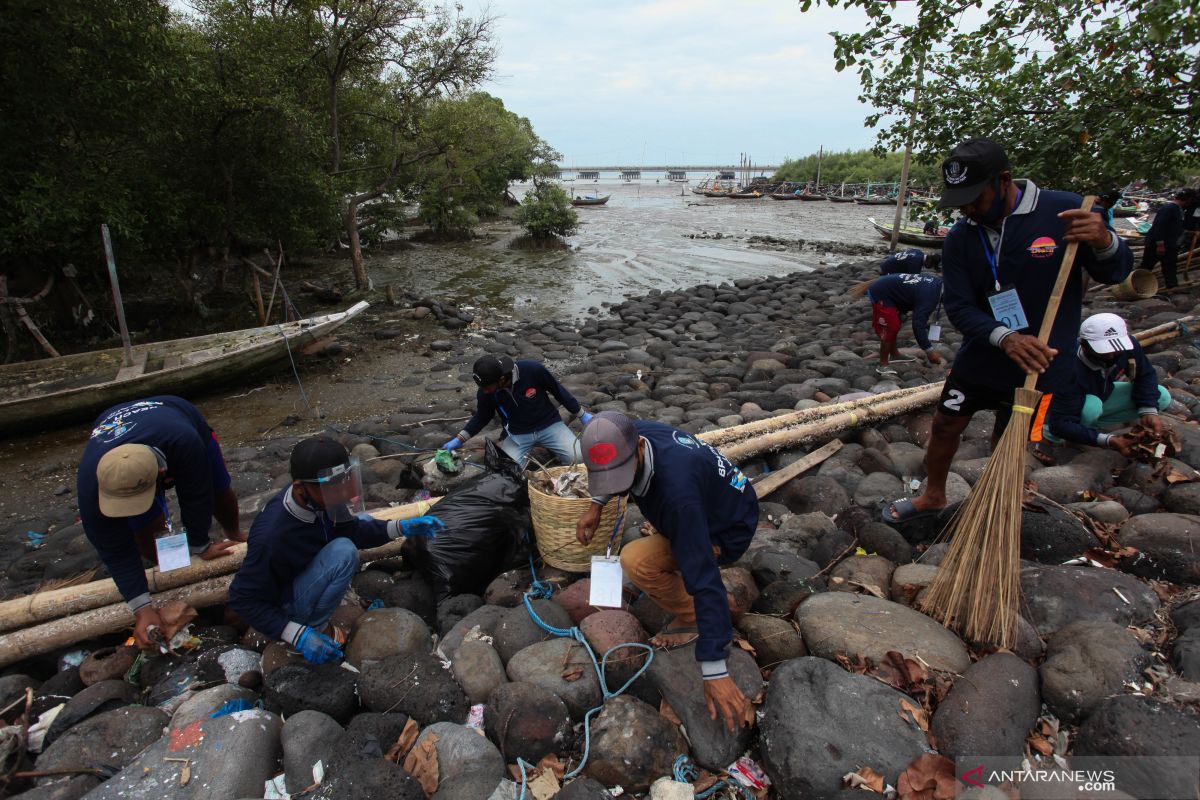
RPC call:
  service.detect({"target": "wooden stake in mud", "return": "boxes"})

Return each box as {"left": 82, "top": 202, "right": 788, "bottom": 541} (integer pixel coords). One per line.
{"left": 920, "top": 195, "right": 1096, "bottom": 648}
{"left": 100, "top": 224, "right": 134, "bottom": 368}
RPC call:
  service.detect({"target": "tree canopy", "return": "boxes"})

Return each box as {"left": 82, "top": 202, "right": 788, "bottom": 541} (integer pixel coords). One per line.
{"left": 774, "top": 149, "right": 941, "bottom": 187}
{"left": 0, "top": 0, "right": 558, "bottom": 302}
{"left": 803, "top": 0, "right": 1199, "bottom": 192}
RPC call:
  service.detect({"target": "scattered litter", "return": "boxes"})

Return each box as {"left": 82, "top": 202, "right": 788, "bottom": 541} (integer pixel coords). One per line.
{"left": 264, "top": 773, "right": 290, "bottom": 798}
{"left": 340, "top": 661, "right": 361, "bottom": 674}
{"left": 24, "top": 531, "right": 45, "bottom": 550}
{"left": 58, "top": 650, "right": 89, "bottom": 670}
{"left": 466, "top": 703, "right": 485, "bottom": 730}
{"left": 208, "top": 698, "right": 257, "bottom": 719}
{"left": 1113, "top": 587, "right": 1131, "bottom": 605}
{"left": 25, "top": 704, "right": 63, "bottom": 754}
{"left": 727, "top": 756, "right": 770, "bottom": 789}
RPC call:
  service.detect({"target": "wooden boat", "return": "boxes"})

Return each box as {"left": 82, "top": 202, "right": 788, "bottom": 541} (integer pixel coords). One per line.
{"left": 856, "top": 196, "right": 896, "bottom": 206}
{"left": 570, "top": 194, "right": 610, "bottom": 206}
{"left": 868, "top": 217, "right": 946, "bottom": 247}
{"left": 798, "top": 192, "right": 826, "bottom": 201}
{"left": 0, "top": 301, "right": 370, "bottom": 433}
{"left": 827, "top": 194, "right": 857, "bottom": 203}
{"left": 1113, "top": 204, "right": 1139, "bottom": 218}
{"left": 769, "top": 192, "right": 800, "bottom": 200}
{"left": 726, "top": 191, "right": 764, "bottom": 199}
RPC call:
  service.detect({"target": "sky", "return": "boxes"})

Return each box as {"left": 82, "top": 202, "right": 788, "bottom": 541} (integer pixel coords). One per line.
{"left": 465, "top": 0, "right": 882, "bottom": 168}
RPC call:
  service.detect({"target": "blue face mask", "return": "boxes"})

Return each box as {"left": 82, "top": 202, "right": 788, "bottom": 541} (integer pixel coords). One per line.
{"left": 977, "top": 177, "right": 1008, "bottom": 225}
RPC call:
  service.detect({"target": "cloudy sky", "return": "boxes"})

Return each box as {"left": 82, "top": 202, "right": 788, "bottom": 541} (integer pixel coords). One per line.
{"left": 468, "top": 0, "right": 883, "bottom": 168}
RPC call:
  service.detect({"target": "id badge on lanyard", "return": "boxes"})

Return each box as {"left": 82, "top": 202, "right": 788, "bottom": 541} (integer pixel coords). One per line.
{"left": 154, "top": 497, "right": 191, "bottom": 573}
{"left": 980, "top": 227, "right": 1030, "bottom": 331}
{"left": 588, "top": 498, "right": 626, "bottom": 608}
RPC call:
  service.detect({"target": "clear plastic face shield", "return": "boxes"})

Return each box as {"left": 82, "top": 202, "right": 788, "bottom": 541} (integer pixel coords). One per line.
{"left": 308, "top": 459, "right": 365, "bottom": 523}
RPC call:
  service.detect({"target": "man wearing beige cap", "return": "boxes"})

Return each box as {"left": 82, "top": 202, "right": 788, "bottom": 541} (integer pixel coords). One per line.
{"left": 77, "top": 396, "right": 243, "bottom": 648}
{"left": 575, "top": 411, "right": 758, "bottom": 732}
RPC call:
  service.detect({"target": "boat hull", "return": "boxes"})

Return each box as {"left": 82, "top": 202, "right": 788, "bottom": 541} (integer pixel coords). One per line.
{"left": 0, "top": 301, "right": 369, "bottom": 433}
{"left": 867, "top": 217, "right": 946, "bottom": 247}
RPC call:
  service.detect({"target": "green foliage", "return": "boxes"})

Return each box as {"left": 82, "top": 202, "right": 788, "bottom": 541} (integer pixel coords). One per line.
{"left": 774, "top": 149, "right": 941, "bottom": 187}
{"left": 513, "top": 182, "right": 578, "bottom": 240}
{"left": 803, "top": 0, "right": 1200, "bottom": 191}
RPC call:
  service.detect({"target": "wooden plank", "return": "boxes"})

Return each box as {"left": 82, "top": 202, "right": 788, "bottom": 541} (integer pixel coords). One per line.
{"left": 162, "top": 355, "right": 181, "bottom": 371}
{"left": 752, "top": 439, "right": 843, "bottom": 498}
{"left": 113, "top": 349, "right": 149, "bottom": 381}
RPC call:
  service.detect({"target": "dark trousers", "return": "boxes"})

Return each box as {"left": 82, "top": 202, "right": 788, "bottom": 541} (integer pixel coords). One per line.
{"left": 1142, "top": 241, "right": 1179, "bottom": 288}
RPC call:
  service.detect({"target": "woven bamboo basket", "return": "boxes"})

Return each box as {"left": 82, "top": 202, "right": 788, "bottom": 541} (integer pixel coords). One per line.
{"left": 528, "top": 466, "right": 626, "bottom": 572}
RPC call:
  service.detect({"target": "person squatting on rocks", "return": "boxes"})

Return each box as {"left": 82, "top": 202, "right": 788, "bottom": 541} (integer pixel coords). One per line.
{"left": 879, "top": 247, "right": 940, "bottom": 275}
{"left": 1143, "top": 188, "right": 1195, "bottom": 289}
{"left": 883, "top": 137, "right": 1135, "bottom": 524}
{"left": 1042, "top": 312, "right": 1172, "bottom": 456}
{"left": 443, "top": 354, "right": 593, "bottom": 467}
{"left": 228, "top": 437, "right": 444, "bottom": 664}
{"left": 574, "top": 411, "right": 758, "bottom": 732}
{"left": 867, "top": 272, "right": 945, "bottom": 375}
{"left": 77, "top": 395, "right": 244, "bottom": 649}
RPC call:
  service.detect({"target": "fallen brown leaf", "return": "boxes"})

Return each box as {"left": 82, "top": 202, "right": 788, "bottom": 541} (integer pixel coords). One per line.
{"left": 843, "top": 766, "right": 886, "bottom": 793}
{"left": 735, "top": 638, "right": 758, "bottom": 657}
{"left": 659, "top": 699, "right": 683, "bottom": 727}
{"left": 158, "top": 601, "right": 198, "bottom": 641}
{"left": 536, "top": 754, "right": 565, "bottom": 782}
{"left": 1027, "top": 734, "right": 1055, "bottom": 756}
{"left": 402, "top": 732, "right": 439, "bottom": 797}
{"left": 899, "top": 698, "right": 929, "bottom": 732}
{"left": 386, "top": 718, "right": 420, "bottom": 763}
{"left": 561, "top": 667, "right": 584, "bottom": 683}
{"left": 897, "top": 753, "right": 956, "bottom": 800}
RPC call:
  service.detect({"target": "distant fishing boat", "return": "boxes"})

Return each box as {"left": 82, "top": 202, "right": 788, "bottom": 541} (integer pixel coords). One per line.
{"left": 797, "top": 192, "right": 826, "bottom": 201}
{"left": 570, "top": 194, "right": 610, "bottom": 206}
{"left": 726, "top": 190, "right": 764, "bottom": 199}
{"left": 857, "top": 196, "right": 896, "bottom": 206}
{"left": 867, "top": 217, "right": 946, "bottom": 247}
{"left": 827, "top": 194, "right": 857, "bottom": 203}
{"left": 0, "top": 301, "right": 370, "bottom": 433}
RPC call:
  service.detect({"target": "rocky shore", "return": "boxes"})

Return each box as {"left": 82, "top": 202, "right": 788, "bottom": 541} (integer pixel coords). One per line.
{"left": 3, "top": 257, "right": 1200, "bottom": 799}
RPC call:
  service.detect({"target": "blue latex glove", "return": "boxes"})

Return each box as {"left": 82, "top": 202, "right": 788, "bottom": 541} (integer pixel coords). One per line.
{"left": 580, "top": 412, "right": 595, "bottom": 426}
{"left": 356, "top": 512, "right": 375, "bottom": 523}
{"left": 295, "top": 627, "right": 342, "bottom": 665}
{"left": 442, "top": 437, "right": 462, "bottom": 451}
{"left": 400, "top": 515, "right": 445, "bottom": 538}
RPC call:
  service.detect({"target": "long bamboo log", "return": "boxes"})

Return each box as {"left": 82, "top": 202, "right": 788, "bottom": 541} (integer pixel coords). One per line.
{"left": 699, "top": 384, "right": 934, "bottom": 448}
{"left": 719, "top": 383, "right": 944, "bottom": 462}
{"left": 0, "top": 498, "right": 440, "bottom": 635}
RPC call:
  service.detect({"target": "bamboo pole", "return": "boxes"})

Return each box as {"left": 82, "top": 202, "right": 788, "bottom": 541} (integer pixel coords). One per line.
{"left": 0, "top": 498, "right": 440, "bottom": 635}
{"left": 100, "top": 224, "right": 134, "bottom": 368}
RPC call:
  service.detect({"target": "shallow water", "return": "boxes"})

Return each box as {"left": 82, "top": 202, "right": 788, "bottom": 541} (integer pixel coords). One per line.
{"left": 366, "top": 179, "right": 903, "bottom": 321}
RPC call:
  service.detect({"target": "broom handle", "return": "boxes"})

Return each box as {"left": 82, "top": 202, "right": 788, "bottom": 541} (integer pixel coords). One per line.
{"left": 1022, "top": 195, "right": 1097, "bottom": 391}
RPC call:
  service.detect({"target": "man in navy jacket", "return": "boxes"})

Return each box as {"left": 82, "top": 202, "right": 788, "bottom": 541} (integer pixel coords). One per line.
{"left": 575, "top": 412, "right": 758, "bottom": 732}
{"left": 866, "top": 272, "right": 945, "bottom": 374}
{"left": 1143, "top": 189, "right": 1192, "bottom": 288}
{"left": 884, "top": 139, "right": 1133, "bottom": 524}
{"left": 1045, "top": 313, "right": 1171, "bottom": 453}
{"left": 229, "top": 437, "right": 443, "bottom": 664}
{"left": 879, "top": 248, "right": 940, "bottom": 275}
{"left": 77, "top": 396, "right": 243, "bottom": 648}
{"left": 443, "top": 355, "right": 591, "bottom": 467}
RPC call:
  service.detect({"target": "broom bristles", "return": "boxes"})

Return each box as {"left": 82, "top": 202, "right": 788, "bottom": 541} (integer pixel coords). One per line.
{"left": 919, "top": 386, "right": 1041, "bottom": 649}
{"left": 848, "top": 278, "right": 875, "bottom": 299}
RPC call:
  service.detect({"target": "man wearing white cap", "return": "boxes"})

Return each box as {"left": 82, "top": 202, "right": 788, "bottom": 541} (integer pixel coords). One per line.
{"left": 574, "top": 411, "right": 758, "bottom": 732}
{"left": 1044, "top": 313, "right": 1171, "bottom": 454}
{"left": 77, "top": 396, "right": 244, "bottom": 649}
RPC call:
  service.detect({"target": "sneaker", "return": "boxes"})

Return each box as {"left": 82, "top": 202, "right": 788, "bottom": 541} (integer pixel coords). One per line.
{"left": 889, "top": 356, "right": 917, "bottom": 364}
{"left": 876, "top": 366, "right": 898, "bottom": 375}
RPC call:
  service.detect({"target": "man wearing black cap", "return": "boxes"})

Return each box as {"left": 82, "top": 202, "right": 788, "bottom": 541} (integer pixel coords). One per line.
{"left": 1143, "top": 189, "right": 1192, "bottom": 288}
{"left": 1094, "top": 190, "right": 1122, "bottom": 228}
{"left": 229, "top": 436, "right": 444, "bottom": 664}
{"left": 442, "top": 355, "right": 592, "bottom": 467}
{"left": 883, "top": 138, "right": 1133, "bottom": 524}
{"left": 574, "top": 411, "right": 758, "bottom": 732}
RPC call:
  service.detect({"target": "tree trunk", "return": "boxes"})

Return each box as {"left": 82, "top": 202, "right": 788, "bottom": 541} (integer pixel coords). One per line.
{"left": 344, "top": 196, "right": 369, "bottom": 290}
{"left": 329, "top": 76, "right": 341, "bottom": 175}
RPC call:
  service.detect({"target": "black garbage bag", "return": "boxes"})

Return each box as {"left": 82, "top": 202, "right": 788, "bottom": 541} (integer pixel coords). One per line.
{"left": 401, "top": 441, "right": 532, "bottom": 601}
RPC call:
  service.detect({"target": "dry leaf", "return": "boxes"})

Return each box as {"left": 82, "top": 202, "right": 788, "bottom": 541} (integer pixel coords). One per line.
{"left": 386, "top": 718, "right": 420, "bottom": 763}
{"left": 561, "top": 667, "right": 584, "bottom": 682}
{"left": 1027, "top": 734, "right": 1055, "bottom": 756}
{"left": 735, "top": 638, "right": 758, "bottom": 657}
{"left": 899, "top": 698, "right": 929, "bottom": 732}
{"left": 527, "top": 768, "right": 560, "bottom": 800}
{"left": 659, "top": 699, "right": 683, "bottom": 727}
{"left": 402, "top": 732, "right": 439, "bottom": 797}
{"left": 536, "top": 754, "right": 566, "bottom": 782}
{"left": 897, "top": 753, "right": 956, "bottom": 800}
{"left": 843, "top": 766, "right": 886, "bottom": 793}
{"left": 157, "top": 601, "right": 198, "bottom": 640}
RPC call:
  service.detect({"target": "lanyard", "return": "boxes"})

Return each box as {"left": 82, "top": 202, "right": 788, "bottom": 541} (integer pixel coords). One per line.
{"left": 158, "top": 495, "right": 175, "bottom": 534}
{"left": 977, "top": 185, "right": 1024, "bottom": 291}
{"left": 605, "top": 497, "right": 626, "bottom": 558}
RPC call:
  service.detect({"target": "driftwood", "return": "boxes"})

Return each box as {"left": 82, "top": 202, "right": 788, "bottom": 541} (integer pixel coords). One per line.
{"left": 300, "top": 281, "right": 344, "bottom": 304}
{"left": 752, "top": 439, "right": 843, "bottom": 498}
{"left": 0, "top": 498, "right": 440, "bottom": 635}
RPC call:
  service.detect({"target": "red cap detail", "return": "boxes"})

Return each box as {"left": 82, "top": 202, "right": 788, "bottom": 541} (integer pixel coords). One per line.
{"left": 525, "top": 387, "right": 537, "bottom": 398}
{"left": 588, "top": 443, "right": 618, "bottom": 465}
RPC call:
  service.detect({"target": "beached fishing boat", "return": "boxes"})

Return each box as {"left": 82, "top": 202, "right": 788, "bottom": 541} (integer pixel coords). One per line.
{"left": 570, "top": 194, "right": 610, "bottom": 206}
{"left": 726, "top": 190, "right": 764, "bottom": 199}
{"left": 868, "top": 217, "right": 946, "bottom": 247}
{"left": 856, "top": 196, "right": 896, "bottom": 206}
{"left": 827, "top": 194, "right": 857, "bottom": 203}
{"left": 0, "top": 301, "right": 369, "bottom": 433}
{"left": 798, "top": 192, "right": 826, "bottom": 201}
{"left": 770, "top": 191, "right": 800, "bottom": 200}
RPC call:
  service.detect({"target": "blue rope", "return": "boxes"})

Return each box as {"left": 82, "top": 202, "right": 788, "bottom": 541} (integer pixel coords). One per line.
{"left": 517, "top": 541, "right": 654, "bottom": 792}
{"left": 672, "top": 754, "right": 755, "bottom": 799}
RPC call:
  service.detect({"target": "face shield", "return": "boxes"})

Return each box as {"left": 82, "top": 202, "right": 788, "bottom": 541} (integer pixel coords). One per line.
{"left": 308, "top": 459, "right": 365, "bottom": 524}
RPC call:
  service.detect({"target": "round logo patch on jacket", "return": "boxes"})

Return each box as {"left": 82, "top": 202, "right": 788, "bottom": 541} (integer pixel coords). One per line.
{"left": 525, "top": 388, "right": 537, "bottom": 399}
{"left": 1028, "top": 236, "right": 1058, "bottom": 258}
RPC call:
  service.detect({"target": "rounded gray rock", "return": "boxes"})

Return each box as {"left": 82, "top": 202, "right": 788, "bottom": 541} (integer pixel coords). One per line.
{"left": 345, "top": 607, "right": 432, "bottom": 667}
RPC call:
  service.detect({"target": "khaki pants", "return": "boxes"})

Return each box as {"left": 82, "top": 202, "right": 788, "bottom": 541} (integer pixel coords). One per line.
{"left": 619, "top": 533, "right": 720, "bottom": 621}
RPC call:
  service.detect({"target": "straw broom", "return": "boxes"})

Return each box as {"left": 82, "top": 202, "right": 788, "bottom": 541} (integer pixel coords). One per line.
{"left": 849, "top": 277, "right": 876, "bottom": 299}
{"left": 920, "top": 195, "right": 1096, "bottom": 649}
